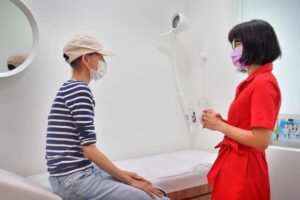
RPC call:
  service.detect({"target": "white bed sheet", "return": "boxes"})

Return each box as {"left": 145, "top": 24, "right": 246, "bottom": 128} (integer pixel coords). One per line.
{"left": 114, "top": 150, "right": 218, "bottom": 193}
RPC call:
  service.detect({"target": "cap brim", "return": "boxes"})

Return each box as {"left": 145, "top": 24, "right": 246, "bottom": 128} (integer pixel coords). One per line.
{"left": 98, "top": 49, "right": 114, "bottom": 56}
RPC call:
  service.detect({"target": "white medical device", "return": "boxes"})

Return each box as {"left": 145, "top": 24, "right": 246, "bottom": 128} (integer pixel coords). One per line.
{"left": 160, "top": 13, "right": 189, "bottom": 36}
{"left": 160, "top": 13, "right": 199, "bottom": 133}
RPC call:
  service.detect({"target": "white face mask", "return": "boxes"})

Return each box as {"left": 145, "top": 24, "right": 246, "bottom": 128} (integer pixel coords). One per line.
{"left": 89, "top": 60, "right": 107, "bottom": 81}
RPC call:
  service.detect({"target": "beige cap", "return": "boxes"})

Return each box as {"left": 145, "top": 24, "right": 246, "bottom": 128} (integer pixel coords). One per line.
{"left": 7, "top": 52, "right": 28, "bottom": 67}
{"left": 63, "top": 34, "right": 114, "bottom": 64}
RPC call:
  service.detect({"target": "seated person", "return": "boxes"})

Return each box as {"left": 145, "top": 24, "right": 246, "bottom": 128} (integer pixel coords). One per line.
{"left": 46, "top": 34, "right": 169, "bottom": 200}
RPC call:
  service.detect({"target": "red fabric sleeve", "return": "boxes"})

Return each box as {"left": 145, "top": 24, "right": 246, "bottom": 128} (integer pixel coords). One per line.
{"left": 250, "top": 80, "right": 278, "bottom": 130}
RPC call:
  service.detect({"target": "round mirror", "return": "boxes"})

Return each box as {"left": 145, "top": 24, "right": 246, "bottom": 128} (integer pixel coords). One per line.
{"left": 0, "top": 0, "right": 38, "bottom": 78}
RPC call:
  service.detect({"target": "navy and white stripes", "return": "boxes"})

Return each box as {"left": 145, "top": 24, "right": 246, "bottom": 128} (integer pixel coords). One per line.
{"left": 46, "top": 80, "right": 96, "bottom": 176}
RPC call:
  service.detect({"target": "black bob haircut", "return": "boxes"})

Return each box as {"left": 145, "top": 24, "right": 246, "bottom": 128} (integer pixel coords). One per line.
{"left": 228, "top": 19, "right": 282, "bottom": 66}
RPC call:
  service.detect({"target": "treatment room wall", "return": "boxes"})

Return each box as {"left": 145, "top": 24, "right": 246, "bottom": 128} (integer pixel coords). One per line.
{"left": 0, "top": 0, "right": 240, "bottom": 176}
{"left": 180, "top": 0, "right": 240, "bottom": 150}
{"left": 0, "top": 0, "right": 191, "bottom": 176}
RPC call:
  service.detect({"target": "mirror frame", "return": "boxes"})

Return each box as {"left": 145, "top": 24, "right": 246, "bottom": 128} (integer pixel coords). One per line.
{"left": 0, "top": 0, "right": 39, "bottom": 78}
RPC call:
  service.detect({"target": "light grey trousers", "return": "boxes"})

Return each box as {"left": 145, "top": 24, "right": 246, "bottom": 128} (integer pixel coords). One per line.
{"left": 49, "top": 166, "right": 169, "bottom": 200}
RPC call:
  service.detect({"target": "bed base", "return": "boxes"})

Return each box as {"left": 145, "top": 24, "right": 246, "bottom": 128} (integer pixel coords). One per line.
{"left": 167, "top": 184, "right": 211, "bottom": 200}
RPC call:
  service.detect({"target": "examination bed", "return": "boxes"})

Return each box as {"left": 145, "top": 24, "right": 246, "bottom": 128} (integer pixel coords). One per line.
{"left": 0, "top": 150, "right": 217, "bottom": 200}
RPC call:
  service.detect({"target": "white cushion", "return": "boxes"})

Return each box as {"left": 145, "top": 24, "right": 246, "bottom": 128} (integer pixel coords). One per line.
{"left": 0, "top": 169, "right": 61, "bottom": 200}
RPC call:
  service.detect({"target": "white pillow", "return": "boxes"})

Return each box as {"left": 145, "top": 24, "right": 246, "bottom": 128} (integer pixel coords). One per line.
{"left": 0, "top": 169, "right": 61, "bottom": 200}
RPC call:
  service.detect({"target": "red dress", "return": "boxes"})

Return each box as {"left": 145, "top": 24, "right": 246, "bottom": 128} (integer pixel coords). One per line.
{"left": 207, "top": 63, "right": 281, "bottom": 200}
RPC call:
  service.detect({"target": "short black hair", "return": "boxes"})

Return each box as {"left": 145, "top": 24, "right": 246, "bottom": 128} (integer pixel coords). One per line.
{"left": 65, "top": 52, "right": 97, "bottom": 68}
{"left": 228, "top": 19, "right": 281, "bottom": 66}
{"left": 70, "top": 56, "right": 82, "bottom": 68}
{"left": 7, "top": 64, "right": 16, "bottom": 71}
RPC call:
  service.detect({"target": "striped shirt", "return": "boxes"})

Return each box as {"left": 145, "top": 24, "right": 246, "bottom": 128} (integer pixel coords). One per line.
{"left": 46, "top": 80, "right": 96, "bottom": 176}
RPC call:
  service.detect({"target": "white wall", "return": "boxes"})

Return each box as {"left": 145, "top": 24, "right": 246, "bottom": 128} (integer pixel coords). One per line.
{"left": 184, "top": 0, "right": 240, "bottom": 150}
{"left": 0, "top": 0, "right": 240, "bottom": 177}
{"left": 0, "top": 0, "right": 192, "bottom": 176}
{"left": 241, "top": 0, "right": 300, "bottom": 114}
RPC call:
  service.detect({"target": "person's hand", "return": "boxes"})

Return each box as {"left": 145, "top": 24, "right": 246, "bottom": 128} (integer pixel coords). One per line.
{"left": 129, "top": 179, "right": 164, "bottom": 198}
{"left": 200, "top": 109, "right": 224, "bottom": 126}
{"left": 203, "top": 109, "right": 223, "bottom": 120}
{"left": 122, "top": 170, "right": 150, "bottom": 183}
{"left": 201, "top": 111, "right": 223, "bottom": 131}
{"left": 122, "top": 170, "right": 164, "bottom": 198}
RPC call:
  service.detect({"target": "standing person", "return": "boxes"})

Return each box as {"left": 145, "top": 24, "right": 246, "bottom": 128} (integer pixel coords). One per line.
{"left": 201, "top": 19, "right": 282, "bottom": 200}
{"left": 46, "top": 34, "right": 168, "bottom": 200}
